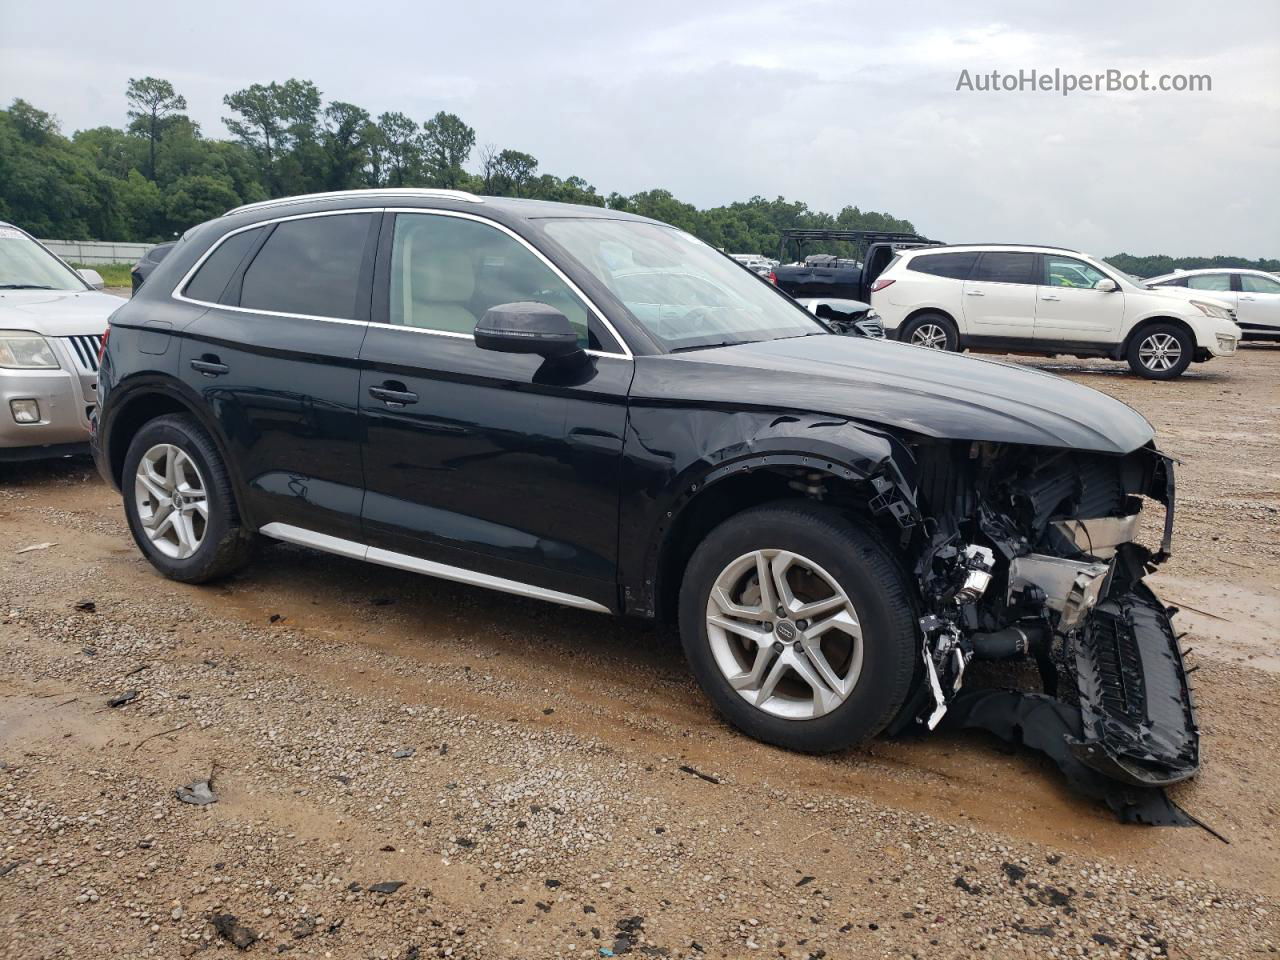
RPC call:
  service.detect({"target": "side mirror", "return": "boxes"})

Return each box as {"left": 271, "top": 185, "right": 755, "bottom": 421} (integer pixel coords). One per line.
{"left": 474, "top": 301, "right": 581, "bottom": 358}
{"left": 1095, "top": 278, "right": 1117, "bottom": 293}
{"left": 78, "top": 268, "right": 105, "bottom": 290}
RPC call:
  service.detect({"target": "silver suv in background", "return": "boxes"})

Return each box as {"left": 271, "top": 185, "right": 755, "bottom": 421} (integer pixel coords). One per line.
{"left": 870, "top": 244, "right": 1241, "bottom": 379}
{"left": 0, "top": 222, "right": 120, "bottom": 460}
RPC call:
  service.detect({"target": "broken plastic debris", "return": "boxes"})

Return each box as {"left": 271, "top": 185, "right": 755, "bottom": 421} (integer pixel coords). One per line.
{"left": 367, "top": 881, "right": 405, "bottom": 894}
{"left": 107, "top": 690, "right": 139, "bottom": 708}
{"left": 15, "top": 542, "right": 56, "bottom": 554}
{"left": 175, "top": 779, "right": 217, "bottom": 806}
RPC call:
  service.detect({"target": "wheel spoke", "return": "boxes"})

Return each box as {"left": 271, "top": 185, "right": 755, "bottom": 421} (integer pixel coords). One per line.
{"left": 791, "top": 592, "right": 846, "bottom": 620}
{"left": 804, "top": 607, "right": 862, "bottom": 641}
{"left": 707, "top": 613, "right": 772, "bottom": 645}
{"left": 756, "top": 649, "right": 792, "bottom": 704}
{"left": 710, "top": 585, "right": 770, "bottom": 623}
{"left": 769, "top": 551, "right": 801, "bottom": 613}
{"left": 753, "top": 551, "right": 777, "bottom": 613}
{"left": 728, "top": 643, "right": 779, "bottom": 692}
{"left": 135, "top": 442, "right": 209, "bottom": 560}
{"left": 787, "top": 650, "right": 844, "bottom": 716}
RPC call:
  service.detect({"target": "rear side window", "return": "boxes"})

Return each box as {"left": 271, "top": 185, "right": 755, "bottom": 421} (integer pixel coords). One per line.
{"left": 184, "top": 228, "right": 262, "bottom": 303}
{"left": 972, "top": 252, "right": 1037, "bottom": 285}
{"left": 240, "top": 213, "right": 375, "bottom": 319}
{"left": 907, "top": 251, "right": 978, "bottom": 280}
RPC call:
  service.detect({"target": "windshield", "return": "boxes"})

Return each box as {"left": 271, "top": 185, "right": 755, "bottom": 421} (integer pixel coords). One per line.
{"left": 542, "top": 218, "right": 823, "bottom": 351}
{"left": 0, "top": 227, "right": 86, "bottom": 291}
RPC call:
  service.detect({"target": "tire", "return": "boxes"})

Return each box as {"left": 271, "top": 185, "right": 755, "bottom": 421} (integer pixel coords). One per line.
{"left": 1127, "top": 323, "right": 1193, "bottom": 379}
{"left": 899, "top": 313, "right": 959, "bottom": 351}
{"left": 121, "top": 413, "right": 253, "bottom": 583}
{"left": 678, "top": 501, "right": 918, "bottom": 752}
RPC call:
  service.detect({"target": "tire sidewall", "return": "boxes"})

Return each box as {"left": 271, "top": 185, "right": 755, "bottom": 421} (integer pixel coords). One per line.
{"left": 678, "top": 506, "right": 917, "bottom": 752}
{"left": 122, "top": 417, "right": 234, "bottom": 579}
{"left": 901, "top": 313, "right": 959, "bottom": 352}
{"left": 1128, "top": 323, "right": 1193, "bottom": 380}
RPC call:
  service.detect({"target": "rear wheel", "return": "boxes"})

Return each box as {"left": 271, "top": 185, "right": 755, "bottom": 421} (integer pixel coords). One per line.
{"left": 678, "top": 502, "right": 918, "bottom": 752}
{"left": 122, "top": 414, "right": 253, "bottom": 583}
{"left": 1127, "top": 323, "right": 1193, "bottom": 379}
{"left": 900, "top": 313, "right": 959, "bottom": 351}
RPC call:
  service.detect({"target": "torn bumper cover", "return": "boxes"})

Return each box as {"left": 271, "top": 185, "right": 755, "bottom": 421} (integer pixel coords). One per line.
{"left": 896, "top": 443, "right": 1198, "bottom": 808}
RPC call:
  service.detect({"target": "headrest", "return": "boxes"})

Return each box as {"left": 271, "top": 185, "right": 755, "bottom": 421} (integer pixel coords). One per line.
{"left": 412, "top": 249, "right": 474, "bottom": 303}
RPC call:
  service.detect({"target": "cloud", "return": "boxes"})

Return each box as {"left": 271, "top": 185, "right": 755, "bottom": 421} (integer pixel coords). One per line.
{"left": 1, "top": 0, "right": 1276, "bottom": 255}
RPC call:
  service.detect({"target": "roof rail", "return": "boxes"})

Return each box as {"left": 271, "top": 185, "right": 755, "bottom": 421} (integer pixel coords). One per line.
{"left": 224, "top": 188, "right": 484, "bottom": 217}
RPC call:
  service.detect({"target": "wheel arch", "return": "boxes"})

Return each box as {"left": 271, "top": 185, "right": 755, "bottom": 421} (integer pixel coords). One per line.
{"left": 639, "top": 428, "right": 920, "bottom": 624}
{"left": 1120, "top": 315, "right": 1198, "bottom": 359}
{"left": 101, "top": 377, "right": 252, "bottom": 523}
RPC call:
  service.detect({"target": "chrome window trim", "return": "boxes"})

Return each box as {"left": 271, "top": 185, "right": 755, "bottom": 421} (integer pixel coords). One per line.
{"left": 170, "top": 206, "right": 634, "bottom": 360}
{"left": 259, "top": 521, "right": 611, "bottom": 614}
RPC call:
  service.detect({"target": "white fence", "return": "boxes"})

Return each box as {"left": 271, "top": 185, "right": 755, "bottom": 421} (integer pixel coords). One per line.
{"left": 39, "top": 239, "right": 156, "bottom": 265}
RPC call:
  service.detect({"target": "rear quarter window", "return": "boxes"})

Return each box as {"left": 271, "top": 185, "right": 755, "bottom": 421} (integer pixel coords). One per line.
{"left": 183, "top": 228, "right": 263, "bottom": 303}
{"left": 907, "top": 251, "right": 979, "bottom": 280}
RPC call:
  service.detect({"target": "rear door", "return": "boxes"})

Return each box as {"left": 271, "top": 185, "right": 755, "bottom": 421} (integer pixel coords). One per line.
{"left": 1236, "top": 273, "right": 1280, "bottom": 333}
{"left": 357, "top": 210, "right": 632, "bottom": 611}
{"left": 176, "top": 210, "right": 379, "bottom": 540}
{"left": 1033, "top": 254, "right": 1126, "bottom": 342}
{"left": 961, "top": 251, "right": 1039, "bottom": 340}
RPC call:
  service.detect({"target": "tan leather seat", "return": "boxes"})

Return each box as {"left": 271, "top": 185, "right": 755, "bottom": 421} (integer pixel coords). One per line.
{"left": 404, "top": 249, "right": 477, "bottom": 333}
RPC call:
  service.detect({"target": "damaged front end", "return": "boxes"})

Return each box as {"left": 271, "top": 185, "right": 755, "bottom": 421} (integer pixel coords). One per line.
{"left": 888, "top": 439, "right": 1198, "bottom": 793}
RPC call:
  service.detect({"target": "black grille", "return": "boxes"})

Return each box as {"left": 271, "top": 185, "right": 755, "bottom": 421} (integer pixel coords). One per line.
{"left": 63, "top": 334, "right": 103, "bottom": 373}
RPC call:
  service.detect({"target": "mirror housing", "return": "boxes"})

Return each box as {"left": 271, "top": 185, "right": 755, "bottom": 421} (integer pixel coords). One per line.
{"left": 1095, "top": 277, "right": 1118, "bottom": 293}
{"left": 475, "top": 302, "right": 582, "bottom": 358}
{"left": 78, "top": 268, "right": 105, "bottom": 290}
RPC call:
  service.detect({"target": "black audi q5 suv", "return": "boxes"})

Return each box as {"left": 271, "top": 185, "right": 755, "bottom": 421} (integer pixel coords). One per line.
{"left": 93, "top": 189, "right": 1198, "bottom": 801}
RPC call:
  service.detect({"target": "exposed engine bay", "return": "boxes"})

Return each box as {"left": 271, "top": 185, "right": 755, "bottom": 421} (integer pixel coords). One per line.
{"left": 875, "top": 439, "right": 1199, "bottom": 818}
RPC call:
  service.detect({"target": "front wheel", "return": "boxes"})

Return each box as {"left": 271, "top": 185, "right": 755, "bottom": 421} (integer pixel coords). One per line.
{"left": 1127, "top": 323, "right": 1193, "bottom": 379}
{"left": 678, "top": 502, "right": 918, "bottom": 752}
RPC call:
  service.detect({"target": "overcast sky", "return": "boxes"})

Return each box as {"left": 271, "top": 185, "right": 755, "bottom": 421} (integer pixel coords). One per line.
{"left": 3, "top": 0, "right": 1277, "bottom": 256}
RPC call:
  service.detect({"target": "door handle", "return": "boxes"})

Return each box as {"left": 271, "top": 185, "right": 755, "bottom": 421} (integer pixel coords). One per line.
{"left": 966, "top": 290, "right": 985, "bottom": 297}
{"left": 369, "top": 383, "right": 419, "bottom": 407}
{"left": 1041, "top": 294, "right": 1061, "bottom": 301}
{"left": 1240, "top": 295, "right": 1256, "bottom": 301}
{"left": 190, "top": 358, "right": 229, "bottom": 377}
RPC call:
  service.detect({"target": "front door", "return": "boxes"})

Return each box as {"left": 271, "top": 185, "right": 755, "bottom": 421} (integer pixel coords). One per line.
{"left": 961, "top": 251, "right": 1039, "bottom": 340}
{"left": 177, "top": 211, "right": 379, "bottom": 540}
{"left": 358, "top": 210, "right": 632, "bottom": 610}
{"left": 1235, "top": 273, "right": 1280, "bottom": 334}
{"left": 1033, "top": 254, "right": 1127, "bottom": 342}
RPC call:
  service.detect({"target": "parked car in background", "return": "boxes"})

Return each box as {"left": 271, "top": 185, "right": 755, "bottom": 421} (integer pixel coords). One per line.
{"left": 92, "top": 189, "right": 1200, "bottom": 797}
{"left": 1144, "top": 268, "right": 1280, "bottom": 341}
{"left": 770, "top": 229, "right": 938, "bottom": 302}
{"left": 130, "top": 241, "right": 177, "bottom": 294}
{"left": 728, "top": 253, "right": 774, "bottom": 276}
{"left": 0, "top": 221, "right": 119, "bottom": 460}
{"left": 870, "top": 244, "right": 1241, "bottom": 379}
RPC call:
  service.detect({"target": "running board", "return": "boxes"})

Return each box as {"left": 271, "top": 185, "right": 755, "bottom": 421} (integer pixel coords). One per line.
{"left": 257, "top": 522, "right": 612, "bottom": 614}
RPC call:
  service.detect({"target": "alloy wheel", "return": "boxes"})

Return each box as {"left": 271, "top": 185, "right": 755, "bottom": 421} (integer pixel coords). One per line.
{"left": 705, "top": 550, "right": 864, "bottom": 720}
{"left": 909, "top": 323, "right": 949, "bottom": 350}
{"left": 1138, "top": 332, "right": 1183, "bottom": 372}
{"left": 134, "top": 443, "right": 209, "bottom": 560}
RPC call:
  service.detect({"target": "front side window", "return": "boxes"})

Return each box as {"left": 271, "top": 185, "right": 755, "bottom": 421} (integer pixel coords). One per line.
{"left": 1187, "top": 273, "right": 1232, "bottom": 292}
{"left": 184, "top": 228, "right": 262, "bottom": 303}
{"left": 0, "top": 225, "right": 86, "bottom": 291}
{"left": 908, "top": 251, "right": 978, "bottom": 280}
{"left": 389, "top": 213, "right": 595, "bottom": 346}
{"left": 1240, "top": 274, "right": 1280, "bottom": 294}
{"left": 971, "top": 252, "right": 1037, "bottom": 285}
{"left": 1044, "top": 255, "right": 1108, "bottom": 289}
{"left": 239, "top": 213, "right": 375, "bottom": 319}
{"left": 542, "top": 218, "right": 822, "bottom": 352}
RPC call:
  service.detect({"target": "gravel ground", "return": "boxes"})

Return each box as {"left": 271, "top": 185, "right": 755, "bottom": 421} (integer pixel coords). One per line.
{"left": 1, "top": 344, "right": 1277, "bottom": 959}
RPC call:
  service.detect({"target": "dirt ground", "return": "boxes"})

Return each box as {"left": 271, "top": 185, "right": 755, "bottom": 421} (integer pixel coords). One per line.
{"left": 2, "top": 343, "right": 1277, "bottom": 960}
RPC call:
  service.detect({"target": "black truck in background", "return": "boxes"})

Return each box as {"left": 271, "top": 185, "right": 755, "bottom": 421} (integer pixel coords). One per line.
{"left": 770, "top": 229, "right": 939, "bottom": 301}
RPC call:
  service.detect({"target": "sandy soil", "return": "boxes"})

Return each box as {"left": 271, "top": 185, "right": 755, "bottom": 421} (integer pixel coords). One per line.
{"left": 1, "top": 344, "right": 1277, "bottom": 960}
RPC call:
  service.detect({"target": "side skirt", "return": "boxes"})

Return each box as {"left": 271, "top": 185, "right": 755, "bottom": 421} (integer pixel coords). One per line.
{"left": 258, "top": 522, "right": 613, "bottom": 614}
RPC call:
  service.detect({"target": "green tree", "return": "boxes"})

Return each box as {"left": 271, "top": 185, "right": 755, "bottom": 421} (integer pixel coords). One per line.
{"left": 321, "top": 101, "right": 370, "bottom": 190}
{"left": 164, "top": 175, "right": 241, "bottom": 230}
{"left": 421, "top": 111, "right": 475, "bottom": 189}
{"left": 126, "top": 77, "right": 188, "bottom": 181}
{"left": 377, "top": 112, "right": 421, "bottom": 187}
{"left": 223, "top": 79, "right": 321, "bottom": 196}
{"left": 488, "top": 149, "right": 538, "bottom": 197}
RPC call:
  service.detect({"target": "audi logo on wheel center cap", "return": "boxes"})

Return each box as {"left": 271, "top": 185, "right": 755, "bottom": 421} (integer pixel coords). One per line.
{"left": 775, "top": 620, "right": 798, "bottom": 642}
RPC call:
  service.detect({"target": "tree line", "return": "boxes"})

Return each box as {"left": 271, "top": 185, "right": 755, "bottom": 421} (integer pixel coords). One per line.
{"left": 0, "top": 78, "right": 1273, "bottom": 275}
{"left": 0, "top": 77, "right": 913, "bottom": 259}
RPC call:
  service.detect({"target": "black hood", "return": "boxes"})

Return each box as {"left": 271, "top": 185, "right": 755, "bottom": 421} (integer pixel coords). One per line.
{"left": 639, "top": 334, "right": 1155, "bottom": 454}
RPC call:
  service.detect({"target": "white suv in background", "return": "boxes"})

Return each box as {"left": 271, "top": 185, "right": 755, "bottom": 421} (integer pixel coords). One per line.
{"left": 1144, "top": 268, "right": 1280, "bottom": 341}
{"left": 869, "top": 244, "right": 1241, "bottom": 379}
